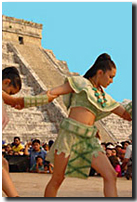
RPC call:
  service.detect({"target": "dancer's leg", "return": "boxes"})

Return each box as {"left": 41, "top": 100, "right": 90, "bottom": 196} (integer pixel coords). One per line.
{"left": 91, "top": 151, "right": 118, "bottom": 197}
{"left": 2, "top": 168, "right": 19, "bottom": 197}
{"left": 44, "top": 151, "right": 69, "bottom": 197}
{"left": 2, "top": 157, "right": 9, "bottom": 172}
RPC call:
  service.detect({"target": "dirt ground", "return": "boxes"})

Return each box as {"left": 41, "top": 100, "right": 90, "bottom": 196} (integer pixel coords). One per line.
{"left": 2, "top": 172, "right": 132, "bottom": 198}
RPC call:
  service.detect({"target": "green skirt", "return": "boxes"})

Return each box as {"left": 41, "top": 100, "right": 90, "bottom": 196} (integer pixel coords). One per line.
{"left": 46, "top": 118, "right": 105, "bottom": 179}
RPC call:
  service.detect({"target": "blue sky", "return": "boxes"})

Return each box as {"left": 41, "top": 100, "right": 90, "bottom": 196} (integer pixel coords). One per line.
{"left": 2, "top": 2, "right": 132, "bottom": 102}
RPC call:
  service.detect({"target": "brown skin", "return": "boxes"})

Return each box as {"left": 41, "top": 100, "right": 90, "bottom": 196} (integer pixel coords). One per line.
{"left": 2, "top": 91, "right": 24, "bottom": 108}
{"left": 44, "top": 69, "right": 131, "bottom": 197}
{"left": 2, "top": 79, "right": 20, "bottom": 95}
{"left": 2, "top": 69, "right": 131, "bottom": 197}
{"left": 2, "top": 80, "right": 20, "bottom": 197}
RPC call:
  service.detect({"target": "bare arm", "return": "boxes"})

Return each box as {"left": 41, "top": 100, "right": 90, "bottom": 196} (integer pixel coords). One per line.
{"left": 3, "top": 82, "right": 73, "bottom": 109}
{"left": 112, "top": 105, "right": 132, "bottom": 121}
{"left": 2, "top": 91, "right": 24, "bottom": 107}
{"left": 49, "top": 82, "right": 74, "bottom": 99}
{"left": 24, "top": 143, "right": 30, "bottom": 156}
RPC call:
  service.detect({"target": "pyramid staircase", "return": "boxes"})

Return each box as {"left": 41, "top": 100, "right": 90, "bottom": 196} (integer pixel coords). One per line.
{"left": 2, "top": 41, "right": 67, "bottom": 144}
{"left": 2, "top": 41, "right": 132, "bottom": 144}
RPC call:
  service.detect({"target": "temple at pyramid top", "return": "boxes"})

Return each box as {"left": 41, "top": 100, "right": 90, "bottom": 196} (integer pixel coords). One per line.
{"left": 2, "top": 15, "right": 43, "bottom": 46}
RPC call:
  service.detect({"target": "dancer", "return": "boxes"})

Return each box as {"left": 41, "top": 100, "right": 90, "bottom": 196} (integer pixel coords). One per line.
{"left": 43, "top": 53, "right": 132, "bottom": 197}
{"left": 2, "top": 66, "right": 22, "bottom": 197}
{"left": 4, "top": 53, "right": 132, "bottom": 197}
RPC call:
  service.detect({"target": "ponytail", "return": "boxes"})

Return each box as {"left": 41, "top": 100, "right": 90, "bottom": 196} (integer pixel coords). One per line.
{"left": 83, "top": 53, "right": 116, "bottom": 79}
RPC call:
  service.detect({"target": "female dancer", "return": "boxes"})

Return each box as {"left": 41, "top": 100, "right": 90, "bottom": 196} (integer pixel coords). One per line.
{"left": 2, "top": 101, "right": 19, "bottom": 197}
{"left": 2, "top": 66, "right": 21, "bottom": 197}
{"left": 43, "top": 53, "right": 132, "bottom": 197}
{"left": 4, "top": 53, "right": 132, "bottom": 197}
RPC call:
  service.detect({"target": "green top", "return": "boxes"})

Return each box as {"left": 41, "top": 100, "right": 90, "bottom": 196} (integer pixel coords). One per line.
{"left": 63, "top": 75, "right": 120, "bottom": 121}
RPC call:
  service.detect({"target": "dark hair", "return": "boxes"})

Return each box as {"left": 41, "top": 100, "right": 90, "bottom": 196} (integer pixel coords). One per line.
{"left": 32, "top": 139, "right": 41, "bottom": 145}
{"left": 124, "top": 140, "right": 131, "bottom": 145}
{"left": 2, "top": 67, "right": 22, "bottom": 90}
{"left": 14, "top": 136, "right": 20, "bottom": 141}
{"left": 35, "top": 155, "right": 43, "bottom": 161}
{"left": 101, "top": 142, "right": 106, "bottom": 146}
{"left": 105, "top": 142, "right": 114, "bottom": 149}
{"left": 109, "top": 156, "right": 120, "bottom": 168}
{"left": 83, "top": 53, "right": 116, "bottom": 79}
{"left": 48, "top": 140, "right": 54, "bottom": 149}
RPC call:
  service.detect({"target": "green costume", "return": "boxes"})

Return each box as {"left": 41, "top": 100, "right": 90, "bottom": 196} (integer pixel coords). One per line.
{"left": 24, "top": 94, "right": 48, "bottom": 108}
{"left": 46, "top": 76, "right": 121, "bottom": 179}
{"left": 23, "top": 75, "right": 132, "bottom": 178}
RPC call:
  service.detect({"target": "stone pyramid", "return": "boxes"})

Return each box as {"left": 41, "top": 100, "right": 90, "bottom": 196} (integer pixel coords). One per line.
{"left": 2, "top": 41, "right": 70, "bottom": 143}
{"left": 2, "top": 16, "right": 132, "bottom": 144}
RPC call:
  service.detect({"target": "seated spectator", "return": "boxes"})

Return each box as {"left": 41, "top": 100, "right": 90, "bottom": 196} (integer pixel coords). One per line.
{"left": 106, "top": 144, "right": 115, "bottom": 150}
{"left": 112, "top": 148, "right": 117, "bottom": 156}
{"left": 42, "top": 139, "right": 54, "bottom": 174}
{"left": 105, "top": 142, "right": 114, "bottom": 148}
{"left": 121, "top": 134, "right": 132, "bottom": 180}
{"left": 109, "top": 156, "right": 122, "bottom": 177}
{"left": 12, "top": 137, "right": 24, "bottom": 155}
{"left": 30, "top": 156, "right": 45, "bottom": 173}
{"left": 101, "top": 142, "right": 106, "bottom": 151}
{"left": 115, "top": 143, "right": 123, "bottom": 157}
{"left": 106, "top": 148, "right": 112, "bottom": 158}
{"left": 118, "top": 149, "right": 126, "bottom": 165}
{"left": 48, "top": 140, "right": 54, "bottom": 150}
{"left": 123, "top": 140, "right": 130, "bottom": 150}
{"left": 117, "top": 148, "right": 126, "bottom": 176}
{"left": 120, "top": 141, "right": 125, "bottom": 148}
{"left": 5, "top": 144, "right": 12, "bottom": 155}
{"left": 13, "top": 151, "right": 20, "bottom": 156}
{"left": 43, "top": 143, "right": 49, "bottom": 152}
{"left": 8, "top": 150, "right": 14, "bottom": 156}
{"left": 44, "top": 161, "right": 54, "bottom": 174}
{"left": 24, "top": 139, "right": 47, "bottom": 171}
{"left": 106, "top": 145, "right": 115, "bottom": 158}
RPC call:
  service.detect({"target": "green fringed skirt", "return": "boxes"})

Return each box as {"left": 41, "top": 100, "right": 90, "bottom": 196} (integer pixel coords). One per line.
{"left": 46, "top": 118, "right": 105, "bottom": 179}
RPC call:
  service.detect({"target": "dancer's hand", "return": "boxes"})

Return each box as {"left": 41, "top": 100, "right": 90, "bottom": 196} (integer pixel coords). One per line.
{"left": 11, "top": 97, "right": 24, "bottom": 110}
{"left": 13, "top": 104, "right": 23, "bottom": 110}
{"left": 122, "top": 110, "right": 132, "bottom": 121}
{"left": 112, "top": 105, "right": 132, "bottom": 121}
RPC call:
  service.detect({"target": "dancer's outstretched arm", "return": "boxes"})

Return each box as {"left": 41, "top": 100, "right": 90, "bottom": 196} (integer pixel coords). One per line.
{"left": 112, "top": 105, "right": 132, "bottom": 121}
{"left": 49, "top": 81, "right": 74, "bottom": 98}
{"left": 3, "top": 82, "right": 73, "bottom": 109}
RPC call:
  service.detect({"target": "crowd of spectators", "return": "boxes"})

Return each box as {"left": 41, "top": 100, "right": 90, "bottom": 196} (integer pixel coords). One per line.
{"left": 2, "top": 135, "right": 132, "bottom": 180}
{"left": 90, "top": 135, "right": 132, "bottom": 180}
{"left": 2, "top": 137, "right": 54, "bottom": 174}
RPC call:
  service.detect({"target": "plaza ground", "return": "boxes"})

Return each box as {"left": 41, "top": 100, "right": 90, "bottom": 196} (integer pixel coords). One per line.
{"left": 2, "top": 173, "right": 132, "bottom": 198}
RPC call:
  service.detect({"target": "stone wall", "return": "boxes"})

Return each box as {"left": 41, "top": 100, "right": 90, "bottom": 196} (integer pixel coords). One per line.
{"left": 2, "top": 15, "right": 42, "bottom": 46}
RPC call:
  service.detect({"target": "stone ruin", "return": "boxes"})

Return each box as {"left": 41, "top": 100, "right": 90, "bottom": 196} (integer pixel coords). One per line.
{"left": 2, "top": 15, "right": 132, "bottom": 144}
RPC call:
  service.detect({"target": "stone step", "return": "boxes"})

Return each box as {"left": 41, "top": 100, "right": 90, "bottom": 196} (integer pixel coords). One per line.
{"left": 2, "top": 52, "right": 14, "bottom": 63}
{"left": 3, "top": 123, "right": 57, "bottom": 134}
{"left": 2, "top": 41, "right": 9, "bottom": 52}
{"left": 2, "top": 132, "right": 58, "bottom": 143}
{"left": 6, "top": 109, "right": 45, "bottom": 121}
